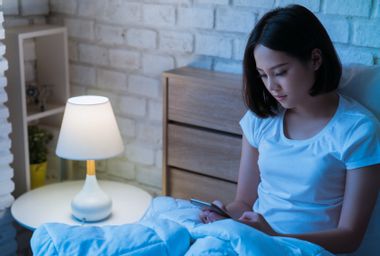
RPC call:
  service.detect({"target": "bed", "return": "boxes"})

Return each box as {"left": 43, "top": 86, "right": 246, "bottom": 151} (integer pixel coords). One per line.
{"left": 31, "top": 65, "right": 379, "bottom": 255}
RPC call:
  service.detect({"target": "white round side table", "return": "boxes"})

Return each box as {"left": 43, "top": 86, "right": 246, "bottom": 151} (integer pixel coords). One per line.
{"left": 11, "top": 180, "right": 152, "bottom": 230}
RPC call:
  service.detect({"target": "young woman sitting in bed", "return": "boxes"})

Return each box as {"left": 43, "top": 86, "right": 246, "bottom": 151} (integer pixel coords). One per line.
{"left": 200, "top": 4, "right": 380, "bottom": 254}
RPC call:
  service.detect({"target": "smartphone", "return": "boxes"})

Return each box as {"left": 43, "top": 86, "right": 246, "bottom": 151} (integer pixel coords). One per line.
{"left": 190, "top": 198, "right": 231, "bottom": 218}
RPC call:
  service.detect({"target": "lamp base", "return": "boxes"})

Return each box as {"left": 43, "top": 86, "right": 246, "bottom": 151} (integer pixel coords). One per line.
{"left": 71, "top": 175, "right": 112, "bottom": 222}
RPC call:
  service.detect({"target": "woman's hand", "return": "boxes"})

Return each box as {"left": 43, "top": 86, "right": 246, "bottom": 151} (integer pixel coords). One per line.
{"left": 199, "top": 200, "right": 228, "bottom": 223}
{"left": 238, "top": 211, "right": 277, "bottom": 236}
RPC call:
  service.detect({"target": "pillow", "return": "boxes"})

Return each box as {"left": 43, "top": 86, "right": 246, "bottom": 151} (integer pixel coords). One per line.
{"left": 337, "top": 64, "right": 380, "bottom": 256}
{"left": 339, "top": 64, "right": 380, "bottom": 120}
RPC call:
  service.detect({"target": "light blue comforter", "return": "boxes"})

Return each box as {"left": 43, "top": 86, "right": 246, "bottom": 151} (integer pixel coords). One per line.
{"left": 31, "top": 197, "right": 334, "bottom": 256}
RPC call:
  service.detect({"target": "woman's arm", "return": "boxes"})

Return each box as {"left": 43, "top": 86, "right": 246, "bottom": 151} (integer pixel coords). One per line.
{"left": 240, "top": 164, "right": 380, "bottom": 254}
{"left": 225, "top": 135, "right": 261, "bottom": 219}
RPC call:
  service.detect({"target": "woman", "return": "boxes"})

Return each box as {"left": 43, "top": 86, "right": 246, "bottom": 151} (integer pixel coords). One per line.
{"left": 200, "top": 4, "right": 380, "bottom": 254}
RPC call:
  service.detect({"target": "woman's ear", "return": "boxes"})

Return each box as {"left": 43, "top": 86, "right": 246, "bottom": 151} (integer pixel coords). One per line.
{"left": 311, "top": 48, "right": 322, "bottom": 71}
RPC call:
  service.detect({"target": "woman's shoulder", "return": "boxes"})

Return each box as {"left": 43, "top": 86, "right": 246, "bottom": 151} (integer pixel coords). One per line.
{"left": 334, "top": 95, "right": 380, "bottom": 141}
{"left": 338, "top": 95, "right": 379, "bottom": 126}
{"left": 239, "top": 109, "right": 282, "bottom": 147}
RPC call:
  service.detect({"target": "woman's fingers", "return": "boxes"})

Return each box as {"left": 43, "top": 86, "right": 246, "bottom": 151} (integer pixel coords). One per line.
{"left": 199, "top": 209, "right": 225, "bottom": 223}
{"left": 239, "top": 211, "right": 258, "bottom": 221}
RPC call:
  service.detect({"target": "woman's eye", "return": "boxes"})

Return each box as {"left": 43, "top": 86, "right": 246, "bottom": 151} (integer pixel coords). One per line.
{"left": 258, "top": 73, "right": 267, "bottom": 79}
{"left": 275, "top": 70, "right": 287, "bottom": 76}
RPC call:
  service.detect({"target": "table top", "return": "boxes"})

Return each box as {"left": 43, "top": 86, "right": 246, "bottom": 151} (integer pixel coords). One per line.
{"left": 11, "top": 180, "right": 152, "bottom": 230}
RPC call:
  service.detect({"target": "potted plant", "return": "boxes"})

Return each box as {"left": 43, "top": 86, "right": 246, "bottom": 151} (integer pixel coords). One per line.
{"left": 28, "top": 125, "right": 53, "bottom": 189}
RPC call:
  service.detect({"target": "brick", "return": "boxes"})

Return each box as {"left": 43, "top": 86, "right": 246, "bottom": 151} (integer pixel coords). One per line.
{"left": 144, "top": 0, "right": 191, "bottom": 4}
{"left": 3, "top": 17, "right": 29, "bottom": 29}
{"left": 109, "top": 49, "right": 140, "bottom": 70}
{"left": 155, "top": 150, "right": 162, "bottom": 168}
{"left": 32, "top": 17, "right": 47, "bottom": 25}
{"left": 95, "top": 24, "right": 125, "bottom": 46}
{"left": 335, "top": 45, "right": 374, "bottom": 65}
{"left": 143, "top": 4, "right": 175, "bottom": 27}
{"left": 136, "top": 166, "right": 162, "bottom": 188}
{"left": 195, "top": 34, "right": 232, "bottom": 58}
{"left": 70, "top": 64, "right": 96, "bottom": 86}
{"left": 178, "top": 55, "right": 213, "bottom": 70}
{"left": 277, "top": 0, "right": 320, "bottom": 12}
{"left": 317, "top": 15, "right": 349, "bottom": 43}
{"left": 119, "top": 95, "right": 146, "bottom": 117}
{"left": 159, "top": 31, "right": 193, "bottom": 53}
{"left": 126, "top": 28, "right": 157, "bottom": 49}
{"left": 118, "top": 117, "right": 136, "bottom": 138}
{"left": 233, "top": 37, "right": 248, "bottom": 61}
{"left": 78, "top": 0, "right": 104, "bottom": 17}
{"left": 322, "top": 0, "right": 371, "bottom": 17}
{"left": 177, "top": 7, "right": 214, "bottom": 29}
{"left": 142, "top": 54, "right": 174, "bottom": 76}
{"left": 148, "top": 100, "right": 162, "bottom": 122}
{"left": 107, "top": 159, "right": 136, "bottom": 180}
{"left": 352, "top": 20, "right": 380, "bottom": 48}
{"left": 214, "top": 59, "right": 243, "bottom": 74}
{"left": 136, "top": 123, "right": 162, "bottom": 145}
{"left": 79, "top": 43, "right": 108, "bottom": 66}
{"left": 234, "top": 0, "right": 274, "bottom": 8}
{"left": 126, "top": 143, "right": 155, "bottom": 165}
{"left": 216, "top": 8, "right": 256, "bottom": 33}
{"left": 20, "top": 0, "right": 49, "bottom": 15}
{"left": 3, "top": 0, "right": 19, "bottom": 15}
{"left": 70, "top": 85, "right": 86, "bottom": 96}
{"left": 128, "top": 75, "right": 160, "bottom": 98}
{"left": 50, "top": 0, "right": 77, "bottom": 15}
{"left": 97, "top": 69, "right": 127, "bottom": 91}
{"left": 99, "top": 2, "right": 141, "bottom": 25}
{"left": 65, "top": 18, "right": 94, "bottom": 40}
{"left": 68, "top": 40, "right": 78, "bottom": 61}
{"left": 195, "top": 0, "right": 229, "bottom": 5}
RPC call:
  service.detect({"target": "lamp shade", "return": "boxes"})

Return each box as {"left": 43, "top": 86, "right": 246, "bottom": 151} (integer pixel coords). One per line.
{"left": 56, "top": 95, "right": 124, "bottom": 160}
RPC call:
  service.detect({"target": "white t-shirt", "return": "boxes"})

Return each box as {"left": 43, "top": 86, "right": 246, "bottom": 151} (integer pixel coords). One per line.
{"left": 239, "top": 94, "right": 380, "bottom": 234}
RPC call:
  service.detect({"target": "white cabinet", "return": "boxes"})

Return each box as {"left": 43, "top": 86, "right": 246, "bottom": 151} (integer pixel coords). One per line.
{"left": 5, "top": 25, "right": 70, "bottom": 197}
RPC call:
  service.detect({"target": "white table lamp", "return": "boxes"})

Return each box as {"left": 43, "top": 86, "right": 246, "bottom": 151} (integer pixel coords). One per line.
{"left": 56, "top": 95, "right": 124, "bottom": 222}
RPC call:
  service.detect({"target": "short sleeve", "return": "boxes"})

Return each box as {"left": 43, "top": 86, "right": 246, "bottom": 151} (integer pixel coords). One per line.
{"left": 239, "top": 111, "right": 259, "bottom": 148}
{"left": 342, "top": 117, "right": 380, "bottom": 170}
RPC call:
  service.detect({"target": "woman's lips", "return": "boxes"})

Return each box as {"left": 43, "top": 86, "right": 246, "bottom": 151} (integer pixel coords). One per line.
{"left": 274, "top": 95, "right": 287, "bottom": 101}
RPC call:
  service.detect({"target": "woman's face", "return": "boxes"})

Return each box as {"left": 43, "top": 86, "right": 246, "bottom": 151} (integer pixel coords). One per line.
{"left": 253, "top": 44, "right": 319, "bottom": 109}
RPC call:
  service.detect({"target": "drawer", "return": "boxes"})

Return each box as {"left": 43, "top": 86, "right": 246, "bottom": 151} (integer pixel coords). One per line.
{"left": 168, "top": 168, "right": 237, "bottom": 203}
{"left": 167, "top": 76, "right": 246, "bottom": 134}
{"left": 168, "top": 124, "right": 241, "bottom": 182}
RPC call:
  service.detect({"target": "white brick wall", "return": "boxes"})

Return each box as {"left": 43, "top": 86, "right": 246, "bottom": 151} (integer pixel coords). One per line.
{"left": 2, "top": 0, "right": 380, "bottom": 197}
{"left": 0, "top": 3, "right": 16, "bottom": 255}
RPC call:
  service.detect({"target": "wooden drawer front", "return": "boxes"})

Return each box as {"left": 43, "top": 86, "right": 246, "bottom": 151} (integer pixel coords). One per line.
{"left": 167, "top": 77, "right": 246, "bottom": 134}
{"left": 168, "top": 124, "right": 241, "bottom": 182}
{"left": 169, "top": 168, "right": 237, "bottom": 203}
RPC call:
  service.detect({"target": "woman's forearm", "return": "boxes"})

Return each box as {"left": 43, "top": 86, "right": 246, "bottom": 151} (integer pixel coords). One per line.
{"left": 225, "top": 200, "right": 252, "bottom": 219}
{"left": 279, "top": 228, "right": 361, "bottom": 254}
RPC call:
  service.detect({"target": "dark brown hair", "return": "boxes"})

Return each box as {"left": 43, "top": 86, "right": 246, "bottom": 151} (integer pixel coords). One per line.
{"left": 243, "top": 4, "right": 342, "bottom": 117}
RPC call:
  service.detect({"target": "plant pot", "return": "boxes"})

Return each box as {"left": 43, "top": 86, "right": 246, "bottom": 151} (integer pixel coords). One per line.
{"left": 30, "top": 162, "right": 47, "bottom": 189}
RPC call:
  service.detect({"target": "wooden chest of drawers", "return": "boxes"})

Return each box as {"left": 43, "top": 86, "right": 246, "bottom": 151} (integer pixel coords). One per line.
{"left": 162, "top": 67, "right": 246, "bottom": 203}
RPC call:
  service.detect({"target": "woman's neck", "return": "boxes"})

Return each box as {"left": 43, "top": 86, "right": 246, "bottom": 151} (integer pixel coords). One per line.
{"left": 287, "top": 92, "right": 339, "bottom": 119}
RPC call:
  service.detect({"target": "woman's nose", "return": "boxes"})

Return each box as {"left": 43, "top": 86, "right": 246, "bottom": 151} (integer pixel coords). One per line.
{"left": 267, "top": 77, "right": 280, "bottom": 91}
